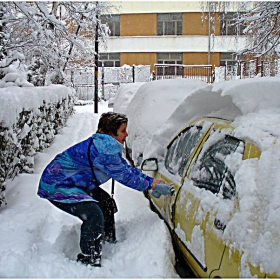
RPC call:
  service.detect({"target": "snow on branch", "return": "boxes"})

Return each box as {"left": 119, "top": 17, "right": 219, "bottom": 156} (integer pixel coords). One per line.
{"left": 236, "top": 1, "right": 280, "bottom": 57}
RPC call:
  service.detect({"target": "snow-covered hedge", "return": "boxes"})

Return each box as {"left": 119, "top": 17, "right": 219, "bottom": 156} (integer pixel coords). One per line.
{"left": 0, "top": 85, "right": 75, "bottom": 207}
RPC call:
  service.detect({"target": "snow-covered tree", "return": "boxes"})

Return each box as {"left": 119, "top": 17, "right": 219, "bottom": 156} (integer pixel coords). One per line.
{"left": 200, "top": 1, "right": 280, "bottom": 58}
{"left": 0, "top": 1, "right": 114, "bottom": 85}
{"left": 0, "top": 3, "right": 26, "bottom": 80}
{"left": 236, "top": 2, "right": 280, "bottom": 58}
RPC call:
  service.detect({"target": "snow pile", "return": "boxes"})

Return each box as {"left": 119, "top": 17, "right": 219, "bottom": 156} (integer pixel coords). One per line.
{"left": 117, "top": 78, "right": 207, "bottom": 164}
{"left": 0, "top": 61, "right": 33, "bottom": 88}
{"left": 113, "top": 82, "right": 145, "bottom": 115}
{"left": 143, "top": 77, "right": 280, "bottom": 161}
{"left": 0, "top": 85, "right": 74, "bottom": 127}
{"left": 0, "top": 72, "right": 34, "bottom": 88}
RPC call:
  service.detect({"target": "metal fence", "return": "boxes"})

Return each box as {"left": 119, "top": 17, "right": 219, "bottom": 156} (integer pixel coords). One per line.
{"left": 215, "top": 59, "right": 280, "bottom": 82}
{"left": 241, "top": 59, "right": 280, "bottom": 78}
{"left": 154, "top": 63, "right": 214, "bottom": 83}
{"left": 65, "top": 65, "right": 151, "bottom": 101}
{"left": 66, "top": 60, "right": 280, "bottom": 98}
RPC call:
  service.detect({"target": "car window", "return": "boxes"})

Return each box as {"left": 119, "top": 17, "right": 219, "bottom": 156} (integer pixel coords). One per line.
{"left": 190, "top": 133, "right": 244, "bottom": 199}
{"left": 165, "top": 126, "right": 203, "bottom": 176}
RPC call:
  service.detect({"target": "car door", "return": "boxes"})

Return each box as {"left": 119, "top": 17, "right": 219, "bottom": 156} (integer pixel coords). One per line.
{"left": 149, "top": 124, "right": 206, "bottom": 228}
{"left": 173, "top": 127, "right": 245, "bottom": 277}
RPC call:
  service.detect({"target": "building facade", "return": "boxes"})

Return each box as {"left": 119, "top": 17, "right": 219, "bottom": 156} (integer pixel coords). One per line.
{"left": 99, "top": 1, "right": 248, "bottom": 71}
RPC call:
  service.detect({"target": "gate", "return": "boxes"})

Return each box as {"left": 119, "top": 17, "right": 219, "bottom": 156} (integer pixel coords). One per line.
{"left": 154, "top": 63, "right": 213, "bottom": 83}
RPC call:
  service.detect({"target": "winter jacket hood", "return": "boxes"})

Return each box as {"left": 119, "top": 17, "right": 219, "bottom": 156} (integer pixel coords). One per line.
{"left": 93, "top": 133, "right": 122, "bottom": 155}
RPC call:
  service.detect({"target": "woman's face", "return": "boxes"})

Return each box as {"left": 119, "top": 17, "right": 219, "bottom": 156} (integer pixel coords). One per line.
{"left": 110, "top": 122, "right": 128, "bottom": 145}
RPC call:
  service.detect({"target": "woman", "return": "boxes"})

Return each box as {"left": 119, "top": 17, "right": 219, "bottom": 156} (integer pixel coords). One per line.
{"left": 37, "top": 112, "right": 173, "bottom": 267}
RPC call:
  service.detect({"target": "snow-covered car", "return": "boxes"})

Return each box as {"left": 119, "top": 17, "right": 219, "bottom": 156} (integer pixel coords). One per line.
{"left": 141, "top": 116, "right": 278, "bottom": 278}
{"left": 108, "top": 97, "right": 115, "bottom": 108}
{"left": 110, "top": 82, "right": 145, "bottom": 111}
{"left": 138, "top": 77, "right": 280, "bottom": 278}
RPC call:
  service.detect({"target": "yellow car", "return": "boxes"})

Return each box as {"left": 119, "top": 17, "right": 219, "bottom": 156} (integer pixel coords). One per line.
{"left": 141, "top": 117, "right": 278, "bottom": 278}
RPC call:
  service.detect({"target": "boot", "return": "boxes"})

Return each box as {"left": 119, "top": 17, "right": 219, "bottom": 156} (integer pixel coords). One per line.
{"left": 77, "top": 252, "right": 101, "bottom": 267}
{"left": 104, "top": 227, "right": 117, "bottom": 244}
{"left": 104, "top": 219, "right": 117, "bottom": 243}
{"left": 77, "top": 233, "right": 102, "bottom": 267}
{"left": 104, "top": 211, "right": 117, "bottom": 244}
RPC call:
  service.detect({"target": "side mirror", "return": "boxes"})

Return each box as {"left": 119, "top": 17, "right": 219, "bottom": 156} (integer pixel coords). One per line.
{"left": 141, "top": 158, "right": 158, "bottom": 171}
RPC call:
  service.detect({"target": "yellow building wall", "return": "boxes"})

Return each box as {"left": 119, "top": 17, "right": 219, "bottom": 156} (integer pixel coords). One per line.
{"left": 183, "top": 52, "right": 220, "bottom": 66}
{"left": 121, "top": 52, "right": 157, "bottom": 68}
{"left": 183, "top": 12, "right": 220, "bottom": 35}
{"left": 183, "top": 12, "right": 207, "bottom": 35}
{"left": 120, "top": 52, "right": 220, "bottom": 69}
{"left": 121, "top": 14, "right": 157, "bottom": 36}
{"left": 118, "top": 11, "right": 221, "bottom": 68}
{"left": 120, "top": 12, "right": 220, "bottom": 36}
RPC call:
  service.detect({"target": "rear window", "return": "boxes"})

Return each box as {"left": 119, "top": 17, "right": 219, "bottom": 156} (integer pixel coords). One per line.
{"left": 165, "top": 126, "right": 203, "bottom": 176}
{"left": 190, "top": 133, "right": 244, "bottom": 199}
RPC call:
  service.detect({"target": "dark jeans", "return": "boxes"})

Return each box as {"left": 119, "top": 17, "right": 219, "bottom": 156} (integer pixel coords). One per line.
{"left": 50, "top": 187, "right": 115, "bottom": 255}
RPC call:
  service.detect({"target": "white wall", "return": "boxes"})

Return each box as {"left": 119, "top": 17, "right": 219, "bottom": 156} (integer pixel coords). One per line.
{"left": 99, "top": 35, "right": 248, "bottom": 53}
{"left": 110, "top": 1, "right": 243, "bottom": 14}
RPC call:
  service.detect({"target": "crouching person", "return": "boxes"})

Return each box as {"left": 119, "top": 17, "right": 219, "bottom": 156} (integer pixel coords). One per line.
{"left": 37, "top": 112, "right": 173, "bottom": 267}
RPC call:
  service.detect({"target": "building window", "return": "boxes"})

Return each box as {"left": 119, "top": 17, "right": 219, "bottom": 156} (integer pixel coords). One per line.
{"left": 99, "top": 53, "right": 120, "bottom": 67}
{"left": 220, "top": 12, "right": 245, "bottom": 36}
{"left": 100, "top": 14, "right": 120, "bottom": 36}
{"left": 220, "top": 52, "right": 238, "bottom": 67}
{"left": 157, "top": 13, "right": 182, "bottom": 36}
{"left": 157, "top": 53, "right": 182, "bottom": 76}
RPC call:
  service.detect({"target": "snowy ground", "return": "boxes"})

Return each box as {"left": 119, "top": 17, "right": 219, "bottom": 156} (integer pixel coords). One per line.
{"left": 0, "top": 101, "right": 179, "bottom": 278}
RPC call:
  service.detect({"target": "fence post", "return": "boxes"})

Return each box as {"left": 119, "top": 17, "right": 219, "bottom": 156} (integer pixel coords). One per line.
{"left": 101, "top": 62, "right": 105, "bottom": 100}
{"left": 212, "top": 66, "right": 215, "bottom": 83}
{"left": 132, "top": 65, "right": 135, "bottom": 83}
{"left": 237, "top": 61, "right": 240, "bottom": 79}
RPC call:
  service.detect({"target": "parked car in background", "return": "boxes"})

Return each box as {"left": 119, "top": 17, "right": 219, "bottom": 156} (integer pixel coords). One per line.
{"left": 113, "top": 78, "right": 207, "bottom": 167}
{"left": 141, "top": 116, "right": 279, "bottom": 278}
{"left": 109, "top": 82, "right": 145, "bottom": 111}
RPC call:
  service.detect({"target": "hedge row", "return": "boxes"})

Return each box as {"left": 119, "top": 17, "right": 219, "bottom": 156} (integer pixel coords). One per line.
{"left": 0, "top": 93, "right": 75, "bottom": 207}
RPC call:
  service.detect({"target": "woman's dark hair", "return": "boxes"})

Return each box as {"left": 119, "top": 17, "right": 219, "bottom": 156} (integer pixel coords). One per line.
{"left": 97, "top": 112, "right": 128, "bottom": 136}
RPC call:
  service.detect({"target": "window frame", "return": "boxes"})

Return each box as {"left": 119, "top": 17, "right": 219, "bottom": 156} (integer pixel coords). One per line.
{"left": 98, "top": 53, "right": 120, "bottom": 67}
{"left": 157, "top": 13, "right": 182, "bottom": 36}
{"left": 157, "top": 52, "right": 183, "bottom": 76}
{"left": 220, "top": 12, "right": 246, "bottom": 36}
{"left": 100, "top": 14, "right": 120, "bottom": 37}
{"left": 165, "top": 126, "right": 203, "bottom": 177}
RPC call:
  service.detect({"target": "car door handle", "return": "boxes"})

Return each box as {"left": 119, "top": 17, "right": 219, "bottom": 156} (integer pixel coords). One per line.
{"left": 169, "top": 183, "right": 175, "bottom": 196}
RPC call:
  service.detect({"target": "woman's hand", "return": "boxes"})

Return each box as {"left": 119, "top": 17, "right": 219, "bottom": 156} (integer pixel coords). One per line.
{"left": 151, "top": 179, "right": 166, "bottom": 189}
{"left": 151, "top": 181, "right": 174, "bottom": 199}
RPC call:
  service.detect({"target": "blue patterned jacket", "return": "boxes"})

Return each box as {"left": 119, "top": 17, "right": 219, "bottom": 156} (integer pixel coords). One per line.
{"left": 38, "top": 133, "right": 153, "bottom": 203}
